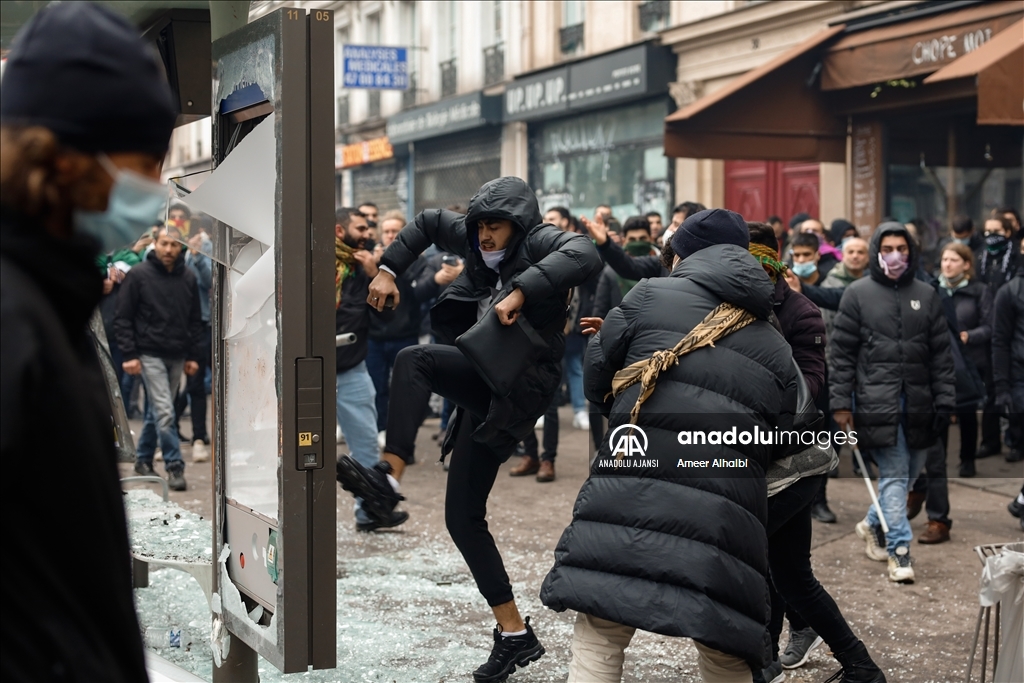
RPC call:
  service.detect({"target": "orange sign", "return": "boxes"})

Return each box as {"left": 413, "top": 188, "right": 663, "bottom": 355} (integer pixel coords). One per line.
{"left": 337, "top": 136, "right": 394, "bottom": 169}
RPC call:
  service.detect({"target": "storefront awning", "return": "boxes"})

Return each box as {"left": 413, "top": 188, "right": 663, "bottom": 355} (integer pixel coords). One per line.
{"left": 820, "top": 1, "right": 1023, "bottom": 91}
{"left": 924, "top": 18, "right": 1023, "bottom": 125}
{"left": 664, "top": 26, "right": 846, "bottom": 162}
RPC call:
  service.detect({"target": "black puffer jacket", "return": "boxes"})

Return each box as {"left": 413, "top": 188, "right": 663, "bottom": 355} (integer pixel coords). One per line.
{"left": 379, "top": 177, "right": 603, "bottom": 455}
{"left": 1, "top": 210, "right": 147, "bottom": 682}
{"left": 829, "top": 224, "right": 956, "bottom": 450}
{"left": 541, "top": 244, "right": 799, "bottom": 669}
{"left": 992, "top": 273, "right": 1024, "bottom": 393}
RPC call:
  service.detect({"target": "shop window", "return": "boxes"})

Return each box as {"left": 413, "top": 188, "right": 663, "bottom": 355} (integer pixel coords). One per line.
{"left": 560, "top": 0, "right": 584, "bottom": 56}
{"left": 639, "top": 1, "right": 670, "bottom": 33}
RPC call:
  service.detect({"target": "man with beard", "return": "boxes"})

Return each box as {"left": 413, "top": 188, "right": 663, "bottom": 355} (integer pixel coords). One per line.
{"left": 333, "top": 206, "right": 396, "bottom": 530}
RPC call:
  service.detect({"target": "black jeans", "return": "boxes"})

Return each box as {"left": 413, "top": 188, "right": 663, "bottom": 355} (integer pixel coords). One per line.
{"left": 768, "top": 476, "right": 860, "bottom": 661}
{"left": 956, "top": 407, "right": 978, "bottom": 462}
{"left": 522, "top": 398, "right": 559, "bottom": 462}
{"left": 911, "top": 434, "right": 952, "bottom": 527}
{"left": 386, "top": 344, "right": 514, "bottom": 606}
{"left": 174, "top": 322, "right": 210, "bottom": 443}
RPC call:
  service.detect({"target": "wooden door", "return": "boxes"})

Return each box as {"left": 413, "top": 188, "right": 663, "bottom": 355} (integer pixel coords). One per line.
{"left": 725, "top": 160, "right": 820, "bottom": 222}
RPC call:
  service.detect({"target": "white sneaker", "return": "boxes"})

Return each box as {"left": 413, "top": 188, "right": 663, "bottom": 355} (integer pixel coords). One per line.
{"left": 855, "top": 520, "right": 889, "bottom": 562}
{"left": 377, "top": 430, "right": 386, "bottom": 450}
{"left": 572, "top": 411, "right": 590, "bottom": 430}
{"left": 337, "top": 424, "right": 346, "bottom": 444}
{"left": 154, "top": 448, "right": 163, "bottom": 462}
{"left": 535, "top": 416, "right": 544, "bottom": 430}
{"left": 887, "top": 546, "right": 915, "bottom": 583}
{"left": 192, "top": 439, "right": 210, "bottom": 462}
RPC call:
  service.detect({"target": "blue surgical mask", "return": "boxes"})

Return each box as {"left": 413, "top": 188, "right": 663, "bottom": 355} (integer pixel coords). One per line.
{"left": 791, "top": 261, "right": 818, "bottom": 278}
{"left": 74, "top": 154, "right": 166, "bottom": 253}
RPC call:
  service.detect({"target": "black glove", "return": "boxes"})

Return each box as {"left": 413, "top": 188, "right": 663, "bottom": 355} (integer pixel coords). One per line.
{"left": 995, "top": 392, "right": 1014, "bottom": 415}
{"left": 932, "top": 411, "right": 951, "bottom": 435}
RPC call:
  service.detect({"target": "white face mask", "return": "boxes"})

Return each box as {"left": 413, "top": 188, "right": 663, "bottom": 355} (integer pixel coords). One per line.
{"left": 73, "top": 154, "right": 166, "bottom": 253}
{"left": 480, "top": 249, "right": 505, "bottom": 272}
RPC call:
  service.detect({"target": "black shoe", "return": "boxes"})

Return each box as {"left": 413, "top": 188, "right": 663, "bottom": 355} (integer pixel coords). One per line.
{"left": 824, "top": 642, "right": 887, "bottom": 683}
{"left": 472, "top": 617, "right": 545, "bottom": 683}
{"left": 780, "top": 626, "right": 823, "bottom": 669}
{"left": 959, "top": 460, "right": 976, "bottom": 477}
{"left": 356, "top": 510, "right": 409, "bottom": 532}
{"left": 976, "top": 442, "right": 1002, "bottom": 458}
{"left": 757, "top": 659, "right": 785, "bottom": 683}
{"left": 133, "top": 461, "right": 156, "bottom": 476}
{"left": 166, "top": 467, "right": 187, "bottom": 492}
{"left": 336, "top": 456, "right": 403, "bottom": 523}
{"left": 1006, "top": 448, "right": 1023, "bottom": 463}
{"left": 1009, "top": 499, "right": 1024, "bottom": 519}
{"left": 810, "top": 502, "right": 837, "bottom": 524}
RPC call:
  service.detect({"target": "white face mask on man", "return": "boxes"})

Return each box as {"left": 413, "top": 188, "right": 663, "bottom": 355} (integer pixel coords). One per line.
{"left": 74, "top": 154, "right": 166, "bottom": 252}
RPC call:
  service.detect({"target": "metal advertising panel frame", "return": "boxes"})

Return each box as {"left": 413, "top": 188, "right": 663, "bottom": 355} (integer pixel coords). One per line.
{"left": 209, "top": 7, "right": 336, "bottom": 674}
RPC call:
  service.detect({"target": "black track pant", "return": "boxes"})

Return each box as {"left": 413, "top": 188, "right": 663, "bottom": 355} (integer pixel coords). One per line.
{"left": 385, "top": 344, "right": 514, "bottom": 606}
{"left": 767, "top": 476, "right": 861, "bottom": 661}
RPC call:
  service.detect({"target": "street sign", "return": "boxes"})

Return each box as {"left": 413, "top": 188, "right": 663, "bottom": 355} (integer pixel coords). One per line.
{"left": 342, "top": 45, "right": 408, "bottom": 89}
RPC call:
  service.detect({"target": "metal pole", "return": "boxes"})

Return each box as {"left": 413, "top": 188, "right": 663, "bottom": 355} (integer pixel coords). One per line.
{"left": 852, "top": 444, "right": 889, "bottom": 533}
{"left": 212, "top": 639, "right": 259, "bottom": 683}
{"left": 407, "top": 141, "right": 415, "bottom": 222}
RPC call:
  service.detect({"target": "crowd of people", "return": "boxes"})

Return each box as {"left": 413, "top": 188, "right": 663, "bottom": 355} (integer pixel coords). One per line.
{"left": 3, "top": 4, "right": 1022, "bottom": 683}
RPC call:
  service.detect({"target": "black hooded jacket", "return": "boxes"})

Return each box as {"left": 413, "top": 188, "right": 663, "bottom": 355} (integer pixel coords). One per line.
{"left": 379, "top": 177, "right": 603, "bottom": 455}
{"left": 1, "top": 210, "right": 148, "bottom": 682}
{"left": 541, "top": 243, "right": 799, "bottom": 669}
{"left": 829, "top": 223, "right": 956, "bottom": 450}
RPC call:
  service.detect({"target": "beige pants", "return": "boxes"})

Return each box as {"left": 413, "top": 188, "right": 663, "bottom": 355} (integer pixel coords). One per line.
{"left": 567, "top": 612, "right": 753, "bottom": 683}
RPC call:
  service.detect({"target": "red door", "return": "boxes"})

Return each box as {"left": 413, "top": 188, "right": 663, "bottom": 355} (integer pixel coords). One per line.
{"left": 724, "top": 160, "right": 819, "bottom": 222}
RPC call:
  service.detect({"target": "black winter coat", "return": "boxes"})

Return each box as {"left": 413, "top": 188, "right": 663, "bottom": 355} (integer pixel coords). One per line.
{"left": 992, "top": 274, "right": 1024, "bottom": 393}
{"left": 1, "top": 210, "right": 147, "bottom": 682}
{"left": 829, "top": 225, "right": 956, "bottom": 450}
{"left": 591, "top": 265, "right": 624, "bottom": 320}
{"left": 335, "top": 261, "right": 393, "bottom": 373}
{"left": 369, "top": 255, "right": 437, "bottom": 341}
{"left": 772, "top": 278, "right": 826, "bottom": 401}
{"left": 379, "top": 177, "right": 603, "bottom": 455}
{"left": 943, "top": 280, "right": 993, "bottom": 375}
{"left": 114, "top": 249, "right": 203, "bottom": 362}
{"left": 541, "top": 243, "right": 799, "bottom": 669}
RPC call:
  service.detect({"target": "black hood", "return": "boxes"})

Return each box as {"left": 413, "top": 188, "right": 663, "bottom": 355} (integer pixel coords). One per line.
{"left": 868, "top": 221, "right": 919, "bottom": 286}
{"left": 671, "top": 243, "right": 775, "bottom": 319}
{"left": 464, "top": 176, "right": 544, "bottom": 241}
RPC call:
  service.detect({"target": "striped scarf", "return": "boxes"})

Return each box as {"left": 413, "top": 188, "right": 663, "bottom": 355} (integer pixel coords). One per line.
{"left": 749, "top": 242, "right": 788, "bottom": 283}
{"left": 335, "top": 237, "right": 358, "bottom": 309}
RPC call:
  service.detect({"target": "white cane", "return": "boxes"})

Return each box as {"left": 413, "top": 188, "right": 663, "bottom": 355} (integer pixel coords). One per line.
{"left": 851, "top": 439, "right": 889, "bottom": 534}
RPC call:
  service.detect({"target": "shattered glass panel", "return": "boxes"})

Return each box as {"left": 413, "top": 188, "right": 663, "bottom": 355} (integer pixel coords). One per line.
{"left": 125, "top": 489, "right": 212, "bottom": 563}
{"left": 215, "top": 34, "right": 276, "bottom": 112}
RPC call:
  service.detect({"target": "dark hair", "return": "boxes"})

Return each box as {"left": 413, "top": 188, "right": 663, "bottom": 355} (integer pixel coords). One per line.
{"left": 986, "top": 214, "right": 1014, "bottom": 235}
{"left": 547, "top": 206, "right": 570, "bottom": 221}
{"left": 645, "top": 211, "right": 662, "bottom": 221}
{"left": 747, "top": 221, "right": 779, "bottom": 252}
{"left": 622, "top": 215, "right": 651, "bottom": 235}
{"left": 358, "top": 201, "right": 378, "bottom": 210}
{"left": 335, "top": 206, "right": 365, "bottom": 229}
{"left": 157, "top": 224, "right": 183, "bottom": 241}
{"left": 790, "top": 232, "right": 820, "bottom": 252}
{"left": 994, "top": 206, "right": 1021, "bottom": 230}
{"left": 596, "top": 204, "right": 612, "bottom": 212}
{"left": 767, "top": 215, "right": 782, "bottom": 225}
{"left": 660, "top": 237, "right": 676, "bottom": 271}
{"left": 168, "top": 200, "right": 191, "bottom": 218}
{"left": 191, "top": 214, "right": 212, "bottom": 232}
{"left": 951, "top": 214, "right": 973, "bottom": 235}
{"left": 606, "top": 217, "right": 622, "bottom": 234}
{"left": 569, "top": 215, "right": 583, "bottom": 233}
{"left": 673, "top": 201, "right": 706, "bottom": 219}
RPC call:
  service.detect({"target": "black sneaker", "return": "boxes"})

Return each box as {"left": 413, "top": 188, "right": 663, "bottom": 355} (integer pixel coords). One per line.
{"left": 1007, "top": 448, "right": 1023, "bottom": 463}
{"left": 166, "top": 467, "right": 187, "bottom": 492}
{"left": 810, "top": 502, "right": 837, "bottom": 524}
{"left": 757, "top": 659, "right": 785, "bottom": 683}
{"left": 336, "top": 456, "right": 403, "bottom": 524}
{"left": 780, "top": 627, "right": 822, "bottom": 669}
{"left": 1008, "top": 498, "right": 1024, "bottom": 519}
{"left": 356, "top": 510, "right": 409, "bottom": 533}
{"left": 473, "top": 617, "right": 545, "bottom": 683}
{"left": 976, "top": 442, "right": 1002, "bottom": 458}
{"left": 824, "top": 642, "right": 887, "bottom": 683}
{"left": 959, "top": 460, "right": 976, "bottom": 477}
{"left": 134, "top": 461, "right": 156, "bottom": 476}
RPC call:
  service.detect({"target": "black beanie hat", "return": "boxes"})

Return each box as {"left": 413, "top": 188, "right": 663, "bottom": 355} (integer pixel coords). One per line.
{"left": 789, "top": 212, "right": 811, "bottom": 230}
{"left": 829, "top": 219, "right": 856, "bottom": 245}
{"left": 670, "top": 208, "right": 749, "bottom": 261}
{"left": 0, "top": 2, "right": 176, "bottom": 157}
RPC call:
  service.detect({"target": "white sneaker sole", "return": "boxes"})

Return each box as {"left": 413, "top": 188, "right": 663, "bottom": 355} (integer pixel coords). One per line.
{"left": 855, "top": 521, "right": 889, "bottom": 562}
{"left": 781, "top": 635, "right": 823, "bottom": 669}
{"left": 888, "top": 567, "right": 915, "bottom": 583}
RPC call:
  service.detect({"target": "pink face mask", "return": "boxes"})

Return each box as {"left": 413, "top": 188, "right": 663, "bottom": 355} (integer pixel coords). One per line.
{"left": 878, "top": 251, "right": 909, "bottom": 280}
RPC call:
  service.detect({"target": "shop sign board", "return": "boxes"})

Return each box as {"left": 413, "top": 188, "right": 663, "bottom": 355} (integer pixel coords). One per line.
{"left": 342, "top": 45, "right": 408, "bottom": 89}
{"left": 337, "top": 137, "right": 394, "bottom": 169}
{"left": 386, "top": 92, "right": 502, "bottom": 144}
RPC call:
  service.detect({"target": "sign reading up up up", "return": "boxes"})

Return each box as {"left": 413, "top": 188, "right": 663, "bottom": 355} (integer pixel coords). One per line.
{"left": 343, "top": 45, "right": 408, "bottom": 89}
